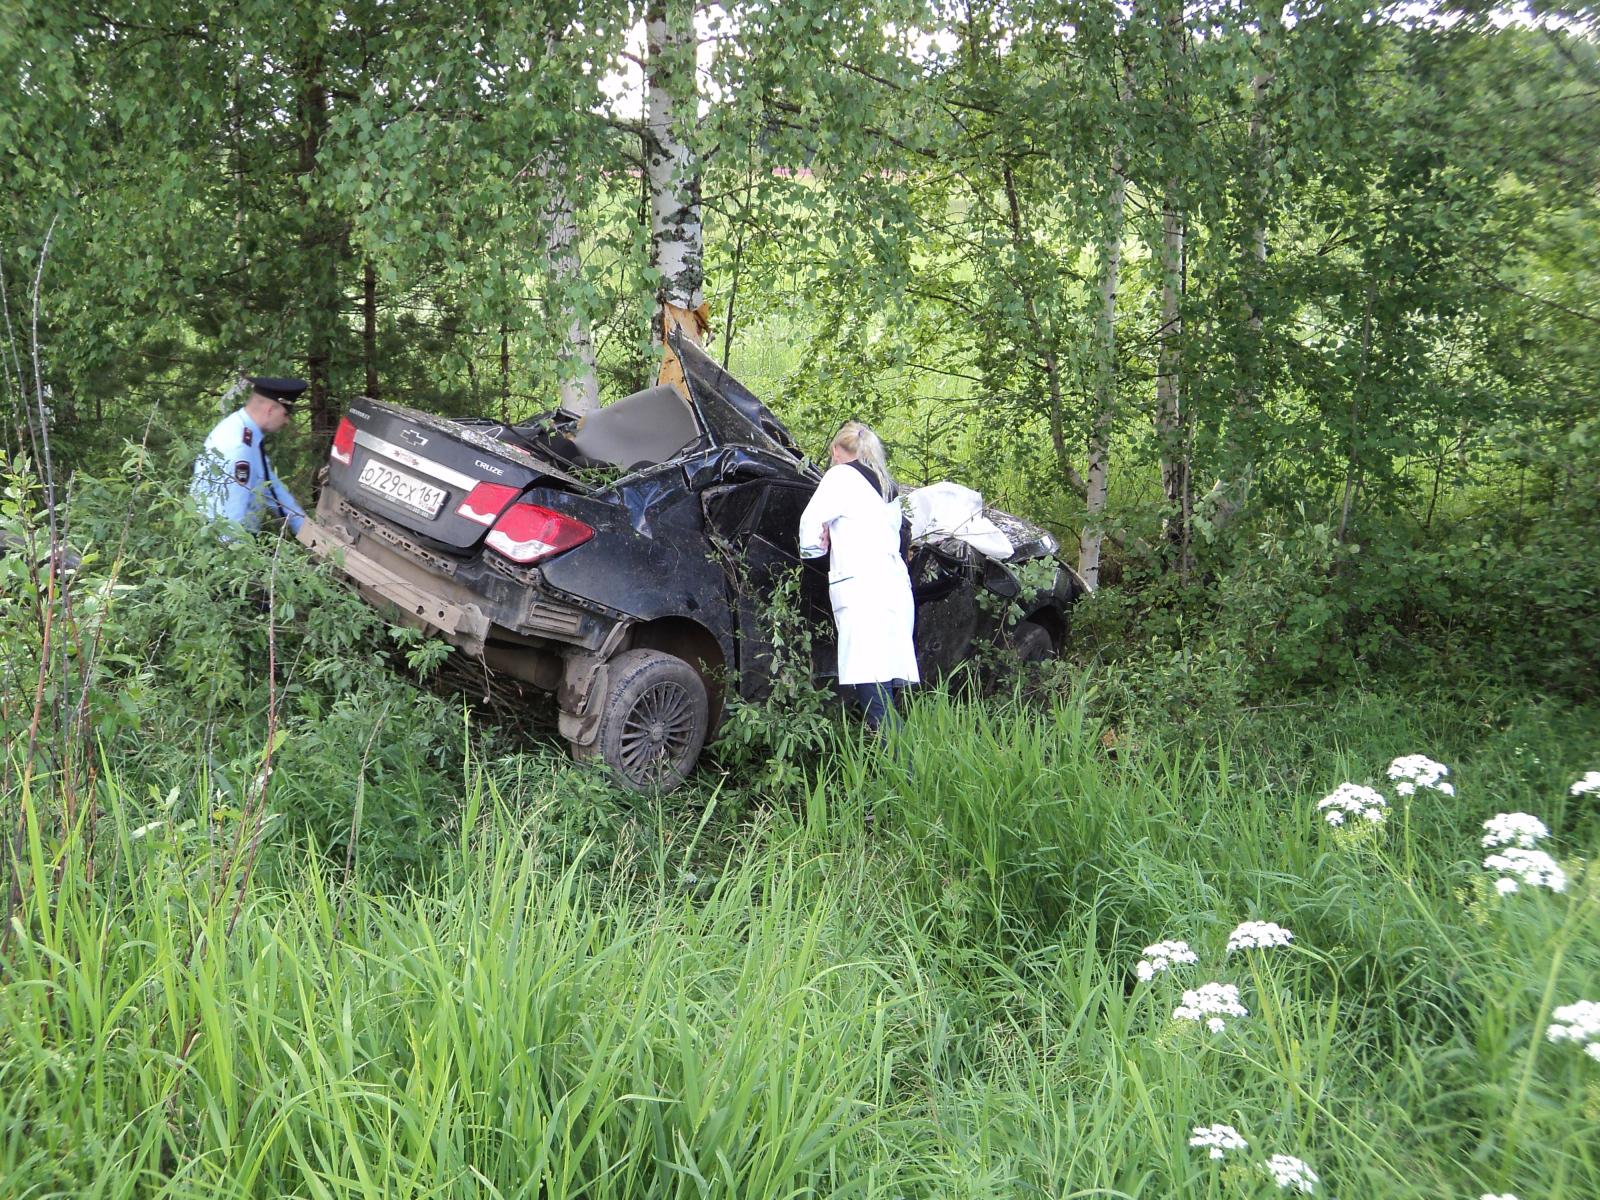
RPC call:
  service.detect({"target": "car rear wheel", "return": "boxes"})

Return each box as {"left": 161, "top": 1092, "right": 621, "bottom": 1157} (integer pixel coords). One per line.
{"left": 1008, "top": 619, "right": 1054, "bottom": 664}
{"left": 592, "top": 649, "right": 710, "bottom": 791}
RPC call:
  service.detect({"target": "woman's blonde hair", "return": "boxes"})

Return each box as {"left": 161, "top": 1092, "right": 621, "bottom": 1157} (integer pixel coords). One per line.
{"left": 832, "top": 421, "right": 894, "bottom": 496}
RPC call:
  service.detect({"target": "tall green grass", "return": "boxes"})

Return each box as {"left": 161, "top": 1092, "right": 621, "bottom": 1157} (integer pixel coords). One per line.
{"left": 3, "top": 686, "right": 1597, "bottom": 1197}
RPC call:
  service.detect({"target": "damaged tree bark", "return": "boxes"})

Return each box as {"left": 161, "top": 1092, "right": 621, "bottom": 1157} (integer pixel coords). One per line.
{"left": 645, "top": 0, "right": 708, "bottom": 392}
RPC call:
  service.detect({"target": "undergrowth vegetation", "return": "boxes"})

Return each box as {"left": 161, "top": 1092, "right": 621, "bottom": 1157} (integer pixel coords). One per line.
{"left": 3, "top": 470, "right": 1598, "bottom": 1198}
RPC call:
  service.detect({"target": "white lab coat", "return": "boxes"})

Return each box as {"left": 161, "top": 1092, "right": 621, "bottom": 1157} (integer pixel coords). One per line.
{"left": 798, "top": 464, "right": 920, "bottom": 686}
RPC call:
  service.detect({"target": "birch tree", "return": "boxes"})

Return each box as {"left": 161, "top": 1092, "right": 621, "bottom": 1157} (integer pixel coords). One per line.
{"left": 539, "top": 150, "right": 600, "bottom": 415}
{"left": 645, "top": 0, "right": 707, "bottom": 393}
{"left": 1078, "top": 136, "right": 1126, "bottom": 592}
{"left": 1150, "top": 0, "right": 1192, "bottom": 576}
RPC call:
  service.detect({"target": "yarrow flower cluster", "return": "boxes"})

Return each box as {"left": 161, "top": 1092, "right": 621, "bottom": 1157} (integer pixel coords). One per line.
{"left": 1188, "top": 1123, "right": 1248, "bottom": 1160}
{"left": 1135, "top": 939, "right": 1198, "bottom": 982}
{"left": 1546, "top": 1000, "right": 1600, "bottom": 1062}
{"left": 1227, "top": 921, "right": 1294, "bottom": 953}
{"left": 1570, "top": 771, "right": 1600, "bottom": 797}
{"left": 1387, "top": 754, "right": 1454, "bottom": 796}
{"left": 1483, "top": 847, "right": 1568, "bottom": 894}
{"left": 1262, "top": 1154, "right": 1320, "bottom": 1194}
{"left": 1481, "top": 812, "right": 1549, "bottom": 850}
{"left": 1173, "top": 982, "right": 1249, "bottom": 1033}
{"left": 1316, "top": 782, "right": 1388, "bottom": 827}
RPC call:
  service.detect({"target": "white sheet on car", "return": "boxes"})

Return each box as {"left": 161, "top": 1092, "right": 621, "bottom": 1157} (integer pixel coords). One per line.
{"left": 904, "top": 481, "right": 1014, "bottom": 560}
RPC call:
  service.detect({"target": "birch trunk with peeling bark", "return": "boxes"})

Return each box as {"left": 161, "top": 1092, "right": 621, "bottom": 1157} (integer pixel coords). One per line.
{"left": 1078, "top": 160, "right": 1126, "bottom": 591}
{"left": 539, "top": 153, "right": 599, "bottom": 415}
{"left": 645, "top": 0, "right": 707, "bottom": 391}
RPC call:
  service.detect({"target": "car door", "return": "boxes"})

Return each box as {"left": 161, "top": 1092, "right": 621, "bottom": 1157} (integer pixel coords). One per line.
{"left": 702, "top": 479, "right": 835, "bottom": 698}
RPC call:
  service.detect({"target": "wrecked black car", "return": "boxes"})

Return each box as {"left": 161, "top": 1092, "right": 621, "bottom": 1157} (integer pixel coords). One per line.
{"left": 301, "top": 333, "right": 1081, "bottom": 789}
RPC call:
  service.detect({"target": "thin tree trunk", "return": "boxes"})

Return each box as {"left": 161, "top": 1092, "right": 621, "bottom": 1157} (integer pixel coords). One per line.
{"left": 1336, "top": 284, "right": 1375, "bottom": 544}
{"left": 1154, "top": 0, "right": 1191, "bottom": 576}
{"left": 721, "top": 141, "right": 757, "bottom": 369}
{"left": 297, "top": 50, "right": 337, "bottom": 445}
{"left": 362, "top": 260, "right": 377, "bottom": 399}
{"left": 1209, "top": 1, "right": 1284, "bottom": 532}
{"left": 499, "top": 321, "right": 510, "bottom": 424}
{"left": 540, "top": 152, "right": 600, "bottom": 414}
{"left": 1156, "top": 201, "right": 1189, "bottom": 573}
{"left": 645, "top": 0, "right": 706, "bottom": 391}
{"left": 1079, "top": 158, "right": 1126, "bottom": 591}
{"left": 1002, "top": 164, "right": 1089, "bottom": 501}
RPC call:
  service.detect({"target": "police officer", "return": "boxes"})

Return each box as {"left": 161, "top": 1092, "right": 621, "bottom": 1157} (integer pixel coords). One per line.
{"left": 190, "top": 375, "right": 308, "bottom": 537}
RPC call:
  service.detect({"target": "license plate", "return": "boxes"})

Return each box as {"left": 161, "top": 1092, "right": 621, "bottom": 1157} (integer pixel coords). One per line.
{"left": 356, "top": 459, "right": 447, "bottom": 518}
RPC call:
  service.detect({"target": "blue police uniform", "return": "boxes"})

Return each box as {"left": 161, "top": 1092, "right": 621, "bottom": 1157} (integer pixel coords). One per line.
{"left": 190, "top": 406, "right": 306, "bottom": 537}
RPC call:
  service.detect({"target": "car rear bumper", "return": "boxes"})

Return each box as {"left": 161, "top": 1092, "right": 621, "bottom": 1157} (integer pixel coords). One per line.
{"left": 302, "top": 489, "right": 625, "bottom": 658}
{"left": 298, "top": 516, "right": 494, "bottom": 654}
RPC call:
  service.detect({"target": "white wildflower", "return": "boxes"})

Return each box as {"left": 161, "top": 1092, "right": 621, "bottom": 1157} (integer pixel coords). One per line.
{"left": 130, "top": 821, "right": 164, "bottom": 840}
{"left": 1546, "top": 1000, "right": 1600, "bottom": 1055}
{"left": 1388, "top": 754, "right": 1454, "bottom": 796}
{"left": 1262, "top": 1154, "right": 1319, "bottom": 1194}
{"left": 1480, "top": 1194, "right": 1519, "bottom": 1200}
{"left": 1481, "top": 812, "right": 1549, "bottom": 849}
{"left": 1316, "top": 782, "right": 1388, "bottom": 827}
{"left": 1483, "top": 847, "right": 1568, "bottom": 893}
{"left": 1188, "top": 1123, "right": 1248, "bottom": 1160}
{"left": 1570, "top": 771, "right": 1600, "bottom": 797}
{"left": 1494, "top": 876, "right": 1519, "bottom": 896}
{"left": 1135, "top": 939, "right": 1198, "bottom": 981}
{"left": 1227, "top": 921, "right": 1294, "bottom": 953}
{"left": 1173, "top": 982, "right": 1248, "bottom": 1031}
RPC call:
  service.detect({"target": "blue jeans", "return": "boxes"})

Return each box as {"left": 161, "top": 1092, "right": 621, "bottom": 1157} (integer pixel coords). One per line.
{"left": 853, "top": 681, "right": 900, "bottom": 733}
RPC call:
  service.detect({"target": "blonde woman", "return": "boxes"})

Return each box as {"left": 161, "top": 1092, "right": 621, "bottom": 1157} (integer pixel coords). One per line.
{"left": 798, "top": 421, "right": 919, "bottom": 732}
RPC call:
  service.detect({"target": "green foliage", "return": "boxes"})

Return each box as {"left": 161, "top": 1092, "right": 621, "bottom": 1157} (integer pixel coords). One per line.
{"left": 711, "top": 565, "right": 843, "bottom": 800}
{"left": 1, "top": 453, "right": 470, "bottom": 884}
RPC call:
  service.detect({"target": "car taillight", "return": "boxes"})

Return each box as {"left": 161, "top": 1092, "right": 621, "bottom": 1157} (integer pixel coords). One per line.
{"left": 330, "top": 417, "right": 356, "bottom": 465}
{"left": 485, "top": 503, "right": 594, "bottom": 564}
{"left": 455, "top": 481, "right": 520, "bottom": 526}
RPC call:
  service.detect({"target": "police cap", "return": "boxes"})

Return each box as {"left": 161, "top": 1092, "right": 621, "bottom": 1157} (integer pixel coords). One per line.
{"left": 246, "top": 376, "right": 309, "bottom": 407}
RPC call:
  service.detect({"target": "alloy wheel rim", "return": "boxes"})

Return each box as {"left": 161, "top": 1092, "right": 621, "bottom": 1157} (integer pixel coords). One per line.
{"left": 619, "top": 680, "right": 697, "bottom": 780}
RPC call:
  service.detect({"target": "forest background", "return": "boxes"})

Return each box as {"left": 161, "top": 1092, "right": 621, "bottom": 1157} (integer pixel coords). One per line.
{"left": 2, "top": 1, "right": 1599, "bottom": 1197}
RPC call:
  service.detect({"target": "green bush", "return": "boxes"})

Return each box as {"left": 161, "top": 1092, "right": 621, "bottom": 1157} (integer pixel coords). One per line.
{"left": 2, "top": 449, "right": 471, "bottom": 882}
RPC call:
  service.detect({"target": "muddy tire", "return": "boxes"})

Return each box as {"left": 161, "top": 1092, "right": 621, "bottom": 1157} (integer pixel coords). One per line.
{"left": 1008, "top": 620, "right": 1054, "bottom": 664}
{"left": 592, "top": 649, "right": 709, "bottom": 791}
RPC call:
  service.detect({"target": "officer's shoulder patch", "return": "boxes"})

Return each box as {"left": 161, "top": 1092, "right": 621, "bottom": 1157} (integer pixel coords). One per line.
{"left": 242, "top": 427, "right": 253, "bottom": 447}
{"left": 234, "top": 461, "right": 251, "bottom": 485}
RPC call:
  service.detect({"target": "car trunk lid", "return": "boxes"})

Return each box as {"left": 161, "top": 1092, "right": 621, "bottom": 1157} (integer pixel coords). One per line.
{"left": 329, "top": 399, "right": 589, "bottom": 551}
